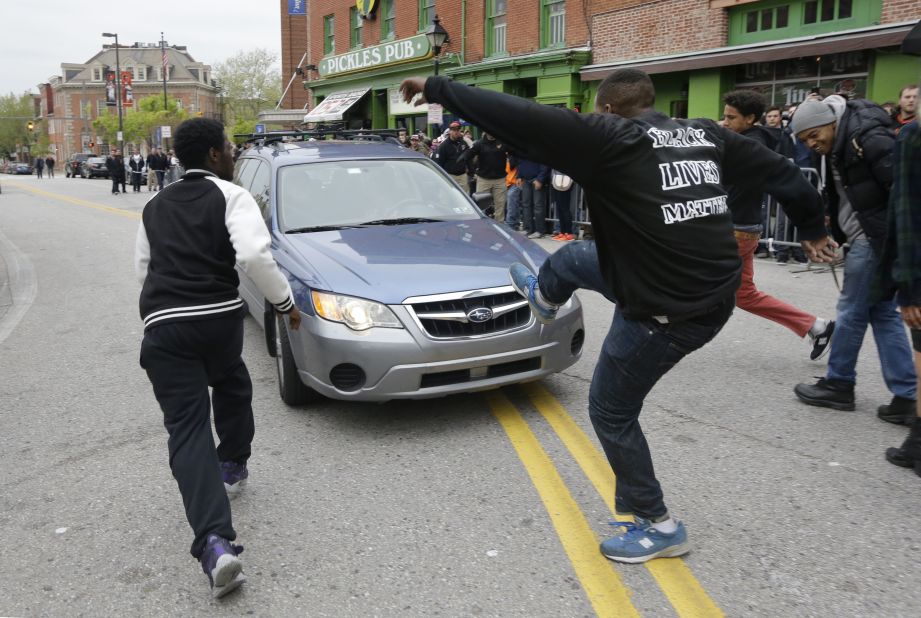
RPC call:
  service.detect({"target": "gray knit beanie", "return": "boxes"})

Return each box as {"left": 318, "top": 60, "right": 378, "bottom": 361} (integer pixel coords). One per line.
{"left": 790, "top": 98, "right": 837, "bottom": 135}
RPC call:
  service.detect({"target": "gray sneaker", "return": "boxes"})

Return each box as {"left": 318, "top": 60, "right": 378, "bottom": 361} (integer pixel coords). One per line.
{"left": 527, "top": 231, "right": 543, "bottom": 239}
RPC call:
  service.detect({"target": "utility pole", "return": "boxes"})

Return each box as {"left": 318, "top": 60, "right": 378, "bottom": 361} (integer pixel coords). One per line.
{"left": 102, "top": 32, "right": 124, "bottom": 153}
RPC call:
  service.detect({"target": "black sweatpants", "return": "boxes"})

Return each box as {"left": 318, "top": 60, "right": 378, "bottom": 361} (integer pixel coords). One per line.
{"left": 140, "top": 313, "right": 254, "bottom": 559}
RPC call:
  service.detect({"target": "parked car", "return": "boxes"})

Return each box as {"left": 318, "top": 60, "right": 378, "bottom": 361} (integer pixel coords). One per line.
{"left": 233, "top": 134, "right": 584, "bottom": 405}
{"left": 7, "top": 162, "right": 34, "bottom": 175}
{"left": 80, "top": 157, "right": 109, "bottom": 179}
{"left": 65, "top": 153, "right": 91, "bottom": 178}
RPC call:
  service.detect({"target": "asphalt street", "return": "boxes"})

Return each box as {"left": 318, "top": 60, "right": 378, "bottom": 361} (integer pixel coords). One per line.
{"left": 0, "top": 173, "right": 918, "bottom": 617}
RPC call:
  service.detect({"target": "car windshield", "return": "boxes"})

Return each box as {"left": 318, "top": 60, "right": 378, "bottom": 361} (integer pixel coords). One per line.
{"left": 277, "top": 159, "right": 480, "bottom": 231}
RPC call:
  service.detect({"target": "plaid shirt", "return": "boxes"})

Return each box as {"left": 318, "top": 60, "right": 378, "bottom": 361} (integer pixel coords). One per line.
{"left": 876, "top": 121, "right": 921, "bottom": 307}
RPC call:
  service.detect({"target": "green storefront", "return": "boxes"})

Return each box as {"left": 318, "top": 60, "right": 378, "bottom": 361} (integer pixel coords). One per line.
{"left": 304, "top": 34, "right": 591, "bottom": 132}
{"left": 580, "top": 0, "right": 918, "bottom": 120}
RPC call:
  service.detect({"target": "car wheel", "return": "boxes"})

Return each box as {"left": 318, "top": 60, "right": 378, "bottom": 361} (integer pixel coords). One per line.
{"left": 275, "top": 315, "right": 320, "bottom": 406}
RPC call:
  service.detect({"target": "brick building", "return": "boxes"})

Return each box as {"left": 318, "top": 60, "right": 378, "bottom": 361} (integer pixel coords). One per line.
{"left": 39, "top": 42, "right": 221, "bottom": 162}
{"left": 280, "top": 0, "right": 919, "bottom": 129}
{"left": 281, "top": 0, "right": 592, "bottom": 132}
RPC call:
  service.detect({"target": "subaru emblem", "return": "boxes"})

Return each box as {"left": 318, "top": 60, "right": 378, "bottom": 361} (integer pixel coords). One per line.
{"left": 467, "top": 307, "right": 493, "bottom": 323}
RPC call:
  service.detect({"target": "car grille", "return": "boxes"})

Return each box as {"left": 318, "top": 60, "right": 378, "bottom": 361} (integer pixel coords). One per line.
{"left": 406, "top": 287, "right": 531, "bottom": 339}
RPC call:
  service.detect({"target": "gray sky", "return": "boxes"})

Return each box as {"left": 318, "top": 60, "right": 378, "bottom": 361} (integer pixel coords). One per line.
{"left": 1, "top": 0, "right": 283, "bottom": 95}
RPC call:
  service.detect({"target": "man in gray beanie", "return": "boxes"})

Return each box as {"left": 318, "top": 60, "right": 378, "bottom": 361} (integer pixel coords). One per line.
{"left": 792, "top": 94, "right": 917, "bottom": 421}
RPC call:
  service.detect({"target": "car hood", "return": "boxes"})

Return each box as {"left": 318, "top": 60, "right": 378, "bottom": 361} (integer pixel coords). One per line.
{"left": 279, "top": 219, "right": 548, "bottom": 304}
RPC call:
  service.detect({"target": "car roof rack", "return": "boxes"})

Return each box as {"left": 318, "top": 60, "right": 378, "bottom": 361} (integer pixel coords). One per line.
{"left": 234, "top": 128, "right": 404, "bottom": 147}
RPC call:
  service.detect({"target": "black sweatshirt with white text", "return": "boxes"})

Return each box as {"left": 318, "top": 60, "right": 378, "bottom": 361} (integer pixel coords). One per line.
{"left": 424, "top": 76, "right": 826, "bottom": 320}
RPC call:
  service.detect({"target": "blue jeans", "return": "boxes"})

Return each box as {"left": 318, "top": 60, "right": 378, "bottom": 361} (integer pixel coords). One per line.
{"left": 826, "top": 238, "right": 917, "bottom": 398}
{"left": 506, "top": 184, "right": 521, "bottom": 229}
{"left": 539, "top": 241, "right": 734, "bottom": 519}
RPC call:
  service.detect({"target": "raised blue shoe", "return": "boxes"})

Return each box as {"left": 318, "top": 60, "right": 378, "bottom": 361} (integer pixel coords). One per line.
{"left": 600, "top": 518, "right": 689, "bottom": 563}
{"left": 200, "top": 534, "right": 246, "bottom": 598}
{"left": 509, "top": 263, "right": 558, "bottom": 324}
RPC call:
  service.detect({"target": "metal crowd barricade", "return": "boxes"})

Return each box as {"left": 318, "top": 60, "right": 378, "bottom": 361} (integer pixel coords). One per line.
{"left": 545, "top": 184, "right": 591, "bottom": 234}
{"left": 760, "top": 167, "right": 822, "bottom": 251}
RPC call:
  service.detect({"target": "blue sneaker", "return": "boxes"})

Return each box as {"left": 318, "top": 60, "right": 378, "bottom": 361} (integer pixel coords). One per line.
{"left": 220, "top": 461, "right": 248, "bottom": 496}
{"left": 600, "top": 518, "right": 689, "bottom": 563}
{"left": 509, "top": 263, "right": 558, "bottom": 324}
{"left": 200, "top": 534, "right": 246, "bottom": 598}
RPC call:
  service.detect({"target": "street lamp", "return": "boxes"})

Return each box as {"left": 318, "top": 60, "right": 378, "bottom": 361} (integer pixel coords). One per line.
{"left": 425, "top": 15, "right": 449, "bottom": 77}
{"left": 101, "top": 32, "right": 123, "bottom": 154}
{"left": 425, "top": 16, "right": 450, "bottom": 138}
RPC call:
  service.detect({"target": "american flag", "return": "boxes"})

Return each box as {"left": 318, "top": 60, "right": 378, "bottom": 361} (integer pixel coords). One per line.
{"left": 161, "top": 43, "right": 168, "bottom": 72}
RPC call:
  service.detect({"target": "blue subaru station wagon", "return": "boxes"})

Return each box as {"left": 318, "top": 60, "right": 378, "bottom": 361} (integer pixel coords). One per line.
{"left": 233, "top": 132, "right": 584, "bottom": 405}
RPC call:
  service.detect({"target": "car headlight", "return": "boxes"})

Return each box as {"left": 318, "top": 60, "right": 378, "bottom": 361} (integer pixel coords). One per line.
{"left": 311, "top": 291, "right": 403, "bottom": 331}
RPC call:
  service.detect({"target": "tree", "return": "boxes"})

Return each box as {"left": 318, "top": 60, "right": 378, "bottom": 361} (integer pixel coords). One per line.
{"left": 214, "top": 49, "right": 281, "bottom": 127}
{"left": 92, "top": 96, "right": 188, "bottom": 148}
{"left": 0, "top": 92, "right": 36, "bottom": 160}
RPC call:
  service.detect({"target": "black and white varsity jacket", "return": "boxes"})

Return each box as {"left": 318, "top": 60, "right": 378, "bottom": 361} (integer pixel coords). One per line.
{"left": 135, "top": 169, "right": 294, "bottom": 330}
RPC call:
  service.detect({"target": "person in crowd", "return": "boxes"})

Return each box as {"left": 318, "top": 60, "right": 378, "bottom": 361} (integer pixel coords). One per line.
{"left": 407, "top": 134, "right": 427, "bottom": 155}
{"left": 34, "top": 156, "right": 44, "bottom": 179}
{"left": 135, "top": 118, "right": 301, "bottom": 598}
{"left": 152, "top": 147, "right": 169, "bottom": 190}
{"left": 106, "top": 149, "right": 126, "bottom": 194}
{"left": 513, "top": 154, "right": 549, "bottom": 239}
{"left": 876, "top": 115, "right": 921, "bottom": 473}
{"left": 400, "top": 69, "right": 835, "bottom": 563}
{"left": 763, "top": 106, "right": 782, "bottom": 129}
{"left": 504, "top": 158, "right": 522, "bottom": 231}
{"left": 892, "top": 85, "right": 918, "bottom": 134}
{"left": 466, "top": 132, "right": 508, "bottom": 222}
{"left": 146, "top": 148, "right": 160, "bottom": 191}
{"left": 44, "top": 155, "right": 55, "bottom": 178}
{"left": 881, "top": 101, "right": 896, "bottom": 116}
{"left": 433, "top": 121, "right": 471, "bottom": 187}
{"left": 397, "top": 128, "right": 410, "bottom": 147}
{"left": 129, "top": 150, "right": 145, "bottom": 193}
{"left": 549, "top": 170, "right": 578, "bottom": 241}
{"left": 791, "top": 96, "right": 917, "bottom": 418}
{"left": 722, "top": 90, "right": 835, "bottom": 359}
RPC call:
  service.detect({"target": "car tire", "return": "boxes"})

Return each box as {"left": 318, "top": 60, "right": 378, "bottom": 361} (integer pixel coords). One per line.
{"left": 276, "top": 315, "right": 321, "bottom": 406}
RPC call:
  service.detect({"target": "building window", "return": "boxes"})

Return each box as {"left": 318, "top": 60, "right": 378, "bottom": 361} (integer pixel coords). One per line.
{"left": 419, "top": 0, "right": 435, "bottom": 31}
{"left": 542, "top": 0, "right": 565, "bottom": 48}
{"left": 133, "top": 66, "right": 147, "bottom": 81}
{"left": 804, "top": 0, "right": 852, "bottom": 24}
{"left": 96, "top": 99, "right": 108, "bottom": 116}
{"left": 350, "top": 7, "right": 363, "bottom": 49}
{"left": 324, "top": 14, "right": 335, "bottom": 55}
{"left": 155, "top": 66, "right": 171, "bottom": 82}
{"left": 91, "top": 67, "right": 104, "bottom": 82}
{"left": 380, "top": 0, "right": 395, "bottom": 40}
{"left": 487, "top": 0, "right": 507, "bottom": 56}
{"left": 745, "top": 4, "right": 791, "bottom": 33}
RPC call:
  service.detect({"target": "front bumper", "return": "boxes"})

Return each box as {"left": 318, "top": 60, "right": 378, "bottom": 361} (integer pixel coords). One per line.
{"left": 286, "top": 299, "right": 584, "bottom": 401}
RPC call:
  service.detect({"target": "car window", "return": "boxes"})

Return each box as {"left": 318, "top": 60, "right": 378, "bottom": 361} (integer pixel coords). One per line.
{"left": 250, "top": 161, "right": 272, "bottom": 221}
{"left": 277, "top": 159, "right": 480, "bottom": 231}
{"left": 233, "top": 158, "right": 259, "bottom": 192}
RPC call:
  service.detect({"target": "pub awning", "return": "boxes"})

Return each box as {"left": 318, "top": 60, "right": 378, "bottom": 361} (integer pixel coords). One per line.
{"left": 580, "top": 22, "right": 917, "bottom": 81}
{"left": 303, "top": 88, "right": 370, "bottom": 123}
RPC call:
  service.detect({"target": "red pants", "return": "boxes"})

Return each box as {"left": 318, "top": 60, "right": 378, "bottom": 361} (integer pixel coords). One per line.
{"left": 735, "top": 231, "right": 815, "bottom": 338}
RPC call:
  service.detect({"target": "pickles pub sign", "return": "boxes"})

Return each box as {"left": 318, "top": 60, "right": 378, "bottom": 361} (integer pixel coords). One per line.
{"left": 319, "top": 35, "right": 433, "bottom": 78}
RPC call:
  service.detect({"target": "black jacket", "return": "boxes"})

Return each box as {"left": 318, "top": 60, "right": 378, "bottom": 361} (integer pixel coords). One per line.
{"left": 434, "top": 136, "right": 471, "bottom": 175}
{"left": 827, "top": 99, "right": 895, "bottom": 252}
{"left": 466, "top": 137, "right": 508, "bottom": 179}
{"left": 106, "top": 155, "right": 125, "bottom": 180}
{"left": 135, "top": 170, "right": 294, "bottom": 330}
{"left": 423, "top": 76, "right": 825, "bottom": 320}
{"left": 727, "top": 125, "right": 779, "bottom": 227}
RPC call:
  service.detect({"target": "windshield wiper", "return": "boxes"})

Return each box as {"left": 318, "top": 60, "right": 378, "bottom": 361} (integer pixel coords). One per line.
{"left": 285, "top": 224, "right": 367, "bottom": 233}
{"left": 357, "top": 217, "right": 444, "bottom": 226}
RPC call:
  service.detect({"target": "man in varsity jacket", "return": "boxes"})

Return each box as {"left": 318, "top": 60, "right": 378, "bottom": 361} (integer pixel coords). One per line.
{"left": 135, "top": 118, "right": 300, "bottom": 598}
{"left": 400, "top": 71, "right": 837, "bottom": 564}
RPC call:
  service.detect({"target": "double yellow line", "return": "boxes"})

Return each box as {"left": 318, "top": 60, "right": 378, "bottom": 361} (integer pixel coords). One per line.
{"left": 486, "top": 383, "right": 722, "bottom": 618}
{"left": 6, "top": 181, "right": 142, "bottom": 220}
